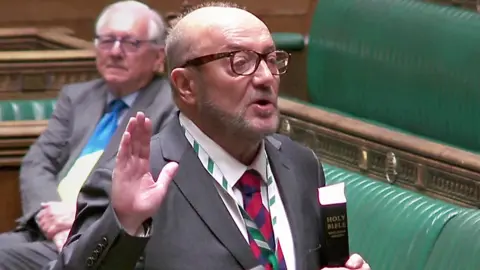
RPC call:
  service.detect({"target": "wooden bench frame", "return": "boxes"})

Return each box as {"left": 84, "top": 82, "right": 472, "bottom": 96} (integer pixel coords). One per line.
{"left": 279, "top": 98, "right": 480, "bottom": 208}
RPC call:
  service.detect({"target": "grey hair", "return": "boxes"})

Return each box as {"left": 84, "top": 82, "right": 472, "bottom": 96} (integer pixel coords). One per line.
{"left": 94, "top": 0, "right": 167, "bottom": 46}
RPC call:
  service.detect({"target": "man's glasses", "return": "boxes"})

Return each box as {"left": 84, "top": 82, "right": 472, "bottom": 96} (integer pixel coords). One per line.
{"left": 95, "top": 35, "right": 157, "bottom": 53}
{"left": 181, "top": 50, "right": 291, "bottom": 76}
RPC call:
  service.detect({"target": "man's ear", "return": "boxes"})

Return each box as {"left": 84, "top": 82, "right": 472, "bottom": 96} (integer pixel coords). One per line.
{"left": 170, "top": 68, "right": 196, "bottom": 105}
{"left": 154, "top": 47, "right": 166, "bottom": 73}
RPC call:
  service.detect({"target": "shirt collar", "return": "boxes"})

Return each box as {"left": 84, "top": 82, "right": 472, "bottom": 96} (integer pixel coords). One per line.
{"left": 178, "top": 112, "right": 268, "bottom": 187}
{"left": 107, "top": 91, "right": 139, "bottom": 108}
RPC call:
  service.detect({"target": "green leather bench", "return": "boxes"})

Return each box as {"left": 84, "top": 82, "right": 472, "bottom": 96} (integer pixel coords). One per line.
{"left": 324, "top": 164, "right": 478, "bottom": 270}
{"left": 0, "top": 99, "right": 56, "bottom": 121}
{"left": 307, "top": 0, "right": 480, "bottom": 152}
{"left": 424, "top": 209, "right": 480, "bottom": 270}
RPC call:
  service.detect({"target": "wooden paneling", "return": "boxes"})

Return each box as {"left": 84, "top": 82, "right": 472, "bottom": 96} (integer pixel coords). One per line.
{"left": 0, "top": 50, "right": 98, "bottom": 100}
{"left": 0, "top": 0, "right": 318, "bottom": 40}
{"left": 0, "top": 120, "right": 47, "bottom": 232}
{"left": 0, "top": 27, "right": 93, "bottom": 51}
{"left": 0, "top": 169, "right": 21, "bottom": 232}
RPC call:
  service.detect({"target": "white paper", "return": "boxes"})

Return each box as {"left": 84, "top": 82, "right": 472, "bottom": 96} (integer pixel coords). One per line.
{"left": 318, "top": 182, "right": 346, "bottom": 205}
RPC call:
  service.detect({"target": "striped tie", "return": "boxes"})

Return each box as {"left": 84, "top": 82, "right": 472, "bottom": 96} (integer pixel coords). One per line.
{"left": 236, "top": 169, "right": 287, "bottom": 270}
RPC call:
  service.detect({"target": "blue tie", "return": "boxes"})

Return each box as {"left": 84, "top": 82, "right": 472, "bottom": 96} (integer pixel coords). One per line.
{"left": 57, "top": 99, "right": 128, "bottom": 203}
{"left": 80, "top": 99, "right": 127, "bottom": 156}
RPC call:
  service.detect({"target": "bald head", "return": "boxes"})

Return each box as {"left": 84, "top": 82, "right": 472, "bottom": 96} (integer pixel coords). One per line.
{"left": 165, "top": 3, "right": 271, "bottom": 73}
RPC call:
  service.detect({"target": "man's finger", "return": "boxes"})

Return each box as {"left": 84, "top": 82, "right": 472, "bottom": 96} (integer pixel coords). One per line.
{"left": 157, "top": 162, "right": 179, "bottom": 184}
{"left": 345, "top": 253, "right": 364, "bottom": 269}
{"left": 40, "top": 202, "right": 51, "bottom": 208}
{"left": 37, "top": 209, "right": 46, "bottom": 220}
{"left": 139, "top": 117, "right": 152, "bottom": 159}
{"left": 141, "top": 162, "right": 179, "bottom": 203}
{"left": 152, "top": 162, "right": 179, "bottom": 194}
{"left": 117, "top": 130, "right": 132, "bottom": 167}
{"left": 131, "top": 112, "right": 146, "bottom": 157}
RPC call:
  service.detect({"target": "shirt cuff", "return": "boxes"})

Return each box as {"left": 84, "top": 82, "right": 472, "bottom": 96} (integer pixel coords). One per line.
{"left": 135, "top": 218, "right": 152, "bottom": 237}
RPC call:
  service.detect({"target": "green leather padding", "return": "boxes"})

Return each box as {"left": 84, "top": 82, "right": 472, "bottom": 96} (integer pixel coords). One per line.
{"left": 272, "top": 32, "right": 305, "bottom": 51}
{"left": 323, "top": 163, "right": 461, "bottom": 270}
{"left": 424, "top": 209, "right": 480, "bottom": 270}
{"left": 0, "top": 99, "right": 56, "bottom": 121}
{"left": 307, "top": 0, "right": 480, "bottom": 152}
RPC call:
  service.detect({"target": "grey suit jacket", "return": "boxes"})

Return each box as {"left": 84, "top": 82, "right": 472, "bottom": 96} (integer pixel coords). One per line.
{"left": 49, "top": 114, "right": 327, "bottom": 270}
{"left": 17, "top": 75, "right": 176, "bottom": 229}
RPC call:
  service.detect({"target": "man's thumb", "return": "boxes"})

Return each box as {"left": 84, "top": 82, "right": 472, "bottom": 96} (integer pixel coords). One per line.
{"left": 156, "top": 162, "right": 179, "bottom": 187}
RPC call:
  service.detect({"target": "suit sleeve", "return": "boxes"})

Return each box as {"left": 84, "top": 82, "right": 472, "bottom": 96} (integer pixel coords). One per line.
{"left": 310, "top": 149, "right": 326, "bottom": 188}
{"left": 19, "top": 86, "right": 73, "bottom": 224}
{"left": 49, "top": 159, "right": 150, "bottom": 270}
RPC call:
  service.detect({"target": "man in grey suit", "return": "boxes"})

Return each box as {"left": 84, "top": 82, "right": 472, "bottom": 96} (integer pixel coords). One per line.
{"left": 50, "top": 2, "right": 370, "bottom": 270}
{"left": 0, "top": 1, "right": 175, "bottom": 269}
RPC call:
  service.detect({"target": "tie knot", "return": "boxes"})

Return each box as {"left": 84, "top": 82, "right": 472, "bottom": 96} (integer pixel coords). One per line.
{"left": 236, "top": 169, "right": 262, "bottom": 196}
{"left": 109, "top": 99, "right": 127, "bottom": 113}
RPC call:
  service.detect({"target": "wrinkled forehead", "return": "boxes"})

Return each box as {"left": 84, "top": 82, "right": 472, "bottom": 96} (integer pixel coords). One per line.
{"left": 205, "top": 23, "right": 275, "bottom": 54}
{"left": 98, "top": 11, "right": 149, "bottom": 38}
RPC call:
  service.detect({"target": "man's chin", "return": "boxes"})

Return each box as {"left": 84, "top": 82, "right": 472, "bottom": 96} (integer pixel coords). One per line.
{"left": 249, "top": 116, "right": 280, "bottom": 136}
{"left": 104, "top": 73, "right": 128, "bottom": 84}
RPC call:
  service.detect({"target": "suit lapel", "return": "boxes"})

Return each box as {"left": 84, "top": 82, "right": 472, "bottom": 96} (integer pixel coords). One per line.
{"left": 58, "top": 85, "right": 107, "bottom": 180}
{"left": 265, "top": 137, "right": 305, "bottom": 270}
{"left": 159, "top": 117, "right": 259, "bottom": 269}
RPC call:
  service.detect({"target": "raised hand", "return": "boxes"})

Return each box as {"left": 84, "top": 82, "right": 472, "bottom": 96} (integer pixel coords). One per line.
{"left": 111, "top": 112, "right": 178, "bottom": 235}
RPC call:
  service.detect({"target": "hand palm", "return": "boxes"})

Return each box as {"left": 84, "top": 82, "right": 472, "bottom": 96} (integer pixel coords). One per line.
{"left": 112, "top": 112, "right": 178, "bottom": 234}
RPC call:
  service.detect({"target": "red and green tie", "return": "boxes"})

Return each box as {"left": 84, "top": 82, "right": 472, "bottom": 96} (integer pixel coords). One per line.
{"left": 236, "top": 169, "right": 287, "bottom": 270}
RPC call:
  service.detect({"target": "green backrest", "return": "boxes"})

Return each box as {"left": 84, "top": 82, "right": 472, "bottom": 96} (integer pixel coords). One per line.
{"left": 272, "top": 32, "right": 305, "bottom": 52}
{"left": 0, "top": 99, "right": 57, "bottom": 121}
{"left": 307, "top": 0, "right": 480, "bottom": 152}
{"left": 424, "top": 209, "right": 480, "bottom": 270}
{"left": 323, "top": 163, "right": 462, "bottom": 270}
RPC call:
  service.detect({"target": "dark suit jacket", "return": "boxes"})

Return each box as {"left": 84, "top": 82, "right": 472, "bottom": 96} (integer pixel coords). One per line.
{"left": 49, "top": 114, "right": 327, "bottom": 270}
{"left": 18, "top": 75, "right": 176, "bottom": 229}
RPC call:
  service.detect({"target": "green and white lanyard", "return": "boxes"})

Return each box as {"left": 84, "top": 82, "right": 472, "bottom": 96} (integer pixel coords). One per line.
{"left": 182, "top": 125, "right": 283, "bottom": 267}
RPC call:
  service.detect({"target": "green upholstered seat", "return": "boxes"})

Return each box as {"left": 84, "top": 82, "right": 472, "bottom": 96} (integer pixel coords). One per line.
{"left": 272, "top": 32, "right": 305, "bottom": 51}
{"left": 307, "top": 0, "right": 480, "bottom": 152}
{"left": 424, "top": 209, "right": 480, "bottom": 270}
{"left": 323, "top": 163, "right": 463, "bottom": 270}
{"left": 0, "top": 99, "right": 56, "bottom": 121}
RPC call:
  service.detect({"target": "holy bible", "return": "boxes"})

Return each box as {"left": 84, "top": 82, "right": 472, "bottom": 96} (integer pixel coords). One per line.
{"left": 318, "top": 182, "right": 350, "bottom": 267}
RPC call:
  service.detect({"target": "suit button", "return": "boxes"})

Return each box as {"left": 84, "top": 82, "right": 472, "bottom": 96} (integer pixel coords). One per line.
{"left": 97, "top": 243, "right": 105, "bottom": 252}
{"left": 86, "top": 257, "right": 95, "bottom": 267}
{"left": 139, "top": 256, "right": 144, "bottom": 261}
{"left": 92, "top": 249, "right": 100, "bottom": 260}
{"left": 101, "top": 236, "right": 108, "bottom": 245}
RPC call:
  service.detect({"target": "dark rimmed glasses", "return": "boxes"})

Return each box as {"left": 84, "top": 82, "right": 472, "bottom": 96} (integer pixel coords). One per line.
{"left": 181, "top": 50, "right": 291, "bottom": 76}
{"left": 94, "top": 35, "right": 157, "bottom": 53}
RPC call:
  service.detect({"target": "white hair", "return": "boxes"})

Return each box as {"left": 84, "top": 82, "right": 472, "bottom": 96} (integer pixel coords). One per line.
{"left": 94, "top": 0, "right": 167, "bottom": 46}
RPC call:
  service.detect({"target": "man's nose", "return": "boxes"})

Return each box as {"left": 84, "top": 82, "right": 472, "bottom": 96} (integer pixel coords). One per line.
{"left": 109, "top": 40, "right": 123, "bottom": 56}
{"left": 252, "top": 60, "right": 276, "bottom": 87}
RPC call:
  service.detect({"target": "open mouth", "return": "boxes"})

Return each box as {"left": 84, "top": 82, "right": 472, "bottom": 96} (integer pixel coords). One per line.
{"left": 255, "top": 99, "right": 271, "bottom": 106}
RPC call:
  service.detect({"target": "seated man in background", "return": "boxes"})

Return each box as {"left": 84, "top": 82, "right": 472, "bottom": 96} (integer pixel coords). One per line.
{"left": 50, "top": 2, "right": 369, "bottom": 270}
{"left": 0, "top": 1, "right": 175, "bottom": 269}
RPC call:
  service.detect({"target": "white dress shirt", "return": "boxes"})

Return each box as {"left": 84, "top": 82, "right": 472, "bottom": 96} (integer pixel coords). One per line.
{"left": 179, "top": 113, "right": 296, "bottom": 269}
